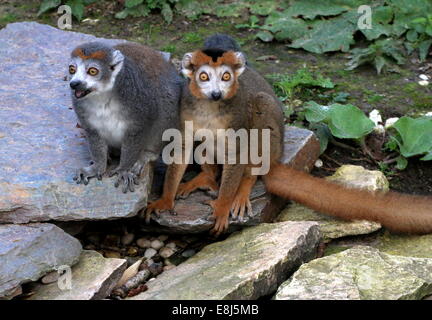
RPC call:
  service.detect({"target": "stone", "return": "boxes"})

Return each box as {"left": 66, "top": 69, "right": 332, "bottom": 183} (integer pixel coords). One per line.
{"left": 129, "top": 221, "right": 320, "bottom": 300}
{"left": 159, "top": 247, "right": 174, "bottom": 258}
{"left": 278, "top": 165, "right": 384, "bottom": 241}
{"left": 181, "top": 249, "right": 196, "bottom": 258}
{"left": 0, "top": 223, "right": 82, "bottom": 298}
{"left": 274, "top": 246, "right": 432, "bottom": 300}
{"left": 142, "top": 126, "right": 320, "bottom": 234}
{"left": 0, "top": 22, "right": 157, "bottom": 224}
{"left": 150, "top": 239, "right": 164, "bottom": 250}
{"left": 136, "top": 238, "right": 151, "bottom": 249}
{"left": 28, "top": 250, "right": 127, "bottom": 300}
{"left": 165, "top": 242, "right": 177, "bottom": 250}
{"left": 121, "top": 233, "right": 135, "bottom": 246}
{"left": 41, "top": 271, "right": 60, "bottom": 284}
{"left": 376, "top": 231, "right": 432, "bottom": 259}
{"left": 144, "top": 248, "right": 157, "bottom": 259}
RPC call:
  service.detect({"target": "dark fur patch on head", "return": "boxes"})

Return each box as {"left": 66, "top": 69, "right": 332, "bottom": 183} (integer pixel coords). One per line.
{"left": 202, "top": 48, "right": 226, "bottom": 62}
{"left": 71, "top": 42, "right": 111, "bottom": 62}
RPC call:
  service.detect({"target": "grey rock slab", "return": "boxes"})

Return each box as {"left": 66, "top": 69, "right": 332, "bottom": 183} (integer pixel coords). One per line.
{"left": 278, "top": 165, "right": 384, "bottom": 241}
{"left": 28, "top": 250, "right": 127, "bottom": 300}
{"left": 0, "top": 22, "right": 156, "bottom": 223}
{"left": 130, "top": 221, "right": 320, "bottom": 300}
{"left": 142, "top": 126, "right": 320, "bottom": 234}
{"left": 275, "top": 246, "right": 432, "bottom": 300}
{"left": 0, "top": 223, "right": 82, "bottom": 298}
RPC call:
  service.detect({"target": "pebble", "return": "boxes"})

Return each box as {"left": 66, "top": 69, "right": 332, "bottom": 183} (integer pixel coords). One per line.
{"left": 163, "top": 265, "right": 176, "bottom": 271}
{"left": 148, "top": 262, "right": 164, "bottom": 276}
{"left": 181, "top": 249, "right": 196, "bottom": 258}
{"left": 419, "top": 80, "right": 429, "bottom": 86}
{"left": 151, "top": 239, "right": 164, "bottom": 250}
{"left": 103, "top": 234, "right": 120, "bottom": 247}
{"left": 419, "top": 74, "right": 429, "bottom": 80}
{"left": 314, "top": 159, "right": 323, "bottom": 168}
{"left": 121, "top": 233, "right": 135, "bottom": 246}
{"left": 41, "top": 271, "right": 59, "bottom": 284}
{"left": 144, "top": 248, "right": 157, "bottom": 259}
{"left": 159, "top": 247, "right": 175, "bottom": 258}
{"left": 165, "top": 242, "right": 177, "bottom": 250}
{"left": 104, "top": 251, "right": 121, "bottom": 259}
{"left": 385, "top": 117, "right": 399, "bottom": 129}
{"left": 157, "top": 235, "right": 169, "bottom": 242}
{"left": 127, "top": 247, "right": 139, "bottom": 256}
{"left": 136, "top": 238, "right": 151, "bottom": 249}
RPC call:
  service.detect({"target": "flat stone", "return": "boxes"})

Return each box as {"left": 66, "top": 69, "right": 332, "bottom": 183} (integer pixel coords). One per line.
{"left": 130, "top": 221, "right": 320, "bottom": 300}
{"left": 376, "top": 231, "right": 432, "bottom": 258}
{"left": 28, "top": 250, "right": 127, "bottom": 300}
{"left": 278, "top": 165, "right": 384, "bottom": 241}
{"left": 142, "top": 126, "right": 320, "bottom": 234}
{"left": 0, "top": 22, "right": 157, "bottom": 223}
{"left": 274, "top": 246, "right": 432, "bottom": 300}
{"left": 0, "top": 223, "right": 82, "bottom": 298}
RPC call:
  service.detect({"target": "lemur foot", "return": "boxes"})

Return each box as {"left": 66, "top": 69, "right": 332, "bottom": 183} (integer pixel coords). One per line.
{"left": 144, "top": 198, "right": 176, "bottom": 223}
{"left": 206, "top": 199, "right": 230, "bottom": 237}
{"left": 73, "top": 163, "right": 105, "bottom": 185}
{"left": 231, "top": 194, "right": 253, "bottom": 222}
{"left": 109, "top": 168, "right": 139, "bottom": 193}
{"left": 176, "top": 173, "right": 219, "bottom": 199}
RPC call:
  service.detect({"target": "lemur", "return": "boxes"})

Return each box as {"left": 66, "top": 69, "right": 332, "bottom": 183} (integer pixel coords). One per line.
{"left": 146, "top": 34, "right": 432, "bottom": 236}
{"left": 68, "top": 41, "right": 182, "bottom": 193}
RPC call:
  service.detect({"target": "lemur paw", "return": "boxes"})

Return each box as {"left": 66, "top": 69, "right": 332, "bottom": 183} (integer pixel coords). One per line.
{"left": 144, "top": 198, "right": 176, "bottom": 223}
{"left": 230, "top": 195, "right": 252, "bottom": 222}
{"left": 206, "top": 199, "right": 230, "bottom": 237}
{"left": 109, "top": 169, "right": 139, "bottom": 193}
{"left": 73, "top": 164, "right": 105, "bottom": 185}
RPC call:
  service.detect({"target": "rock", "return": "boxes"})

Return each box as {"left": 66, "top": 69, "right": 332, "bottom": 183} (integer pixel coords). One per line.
{"left": 278, "top": 165, "right": 384, "bottom": 241}
{"left": 136, "top": 238, "right": 151, "bottom": 249}
{"left": 104, "top": 251, "right": 121, "bottom": 259}
{"left": 376, "top": 231, "right": 432, "bottom": 258}
{"left": 165, "top": 242, "right": 176, "bottom": 250}
{"left": 129, "top": 221, "right": 320, "bottom": 300}
{"left": 121, "top": 233, "right": 135, "bottom": 246}
{"left": 142, "top": 126, "right": 320, "bottom": 234}
{"left": 181, "top": 249, "right": 196, "bottom": 258}
{"left": 275, "top": 246, "right": 432, "bottom": 300}
{"left": 157, "top": 235, "right": 169, "bottom": 242}
{"left": 28, "top": 250, "right": 127, "bottom": 300}
{"left": 0, "top": 223, "right": 82, "bottom": 298}
{"left": 41, "top": 271, "right": 60, "bottom": 284}
{"left": 159, "top": 247, "right": 174, "bottom": 258}
{"left": 151, "top": 239, "right": 164, "bottom": 250}
{"left": 144, "top": 248, "right": 157, "bottom": 259}
{"left": 163, "top": 265, "right": 175, "bottom": 271}
{"left": 0, "top": 22, "right": 157, "bottom": 224}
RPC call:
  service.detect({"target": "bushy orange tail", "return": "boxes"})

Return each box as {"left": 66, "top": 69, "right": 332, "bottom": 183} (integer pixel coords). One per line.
{"left": 263, "top": 164, "right": 432, "bottom": 234}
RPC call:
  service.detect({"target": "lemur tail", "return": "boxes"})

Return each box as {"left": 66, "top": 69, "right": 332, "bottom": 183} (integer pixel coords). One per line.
{"left": 263, "top": 164, "right": 432, "bottom": 234}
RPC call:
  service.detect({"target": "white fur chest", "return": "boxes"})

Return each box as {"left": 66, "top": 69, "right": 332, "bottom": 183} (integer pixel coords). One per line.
{"left": 182, "top": 100, "right": 230, "bottom": 134}
{"left": 86, "top": 95, "right": 127, "bottom": 148}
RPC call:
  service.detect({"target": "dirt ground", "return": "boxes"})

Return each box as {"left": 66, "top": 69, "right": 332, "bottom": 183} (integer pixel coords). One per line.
{"left": 2, "top": 0, "right": 432, "bottom": 195}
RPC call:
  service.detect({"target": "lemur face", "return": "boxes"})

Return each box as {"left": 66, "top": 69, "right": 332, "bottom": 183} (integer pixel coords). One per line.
{"left": 69, "top": 43, "right": 124, "bottom": 100}
{"left": 181, "top": 49, "right": 246, "bottom": 101}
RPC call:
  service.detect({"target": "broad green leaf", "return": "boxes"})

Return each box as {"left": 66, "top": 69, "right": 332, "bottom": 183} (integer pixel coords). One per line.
{"left": 249, "top": 1, "right": 279, "bottom": 16}
{"left": 406, "top": 29, "right": 418, "bottom": 42}
{"left": 360, "top": 6, "right": 394, "bottom": 40}
{"left": 37, "top": 0, "right": 61, "bottom": 16}
{"left": 304, "top": 101, "right": 330, "bottom": 123}
{"left": 288, "top": 0, "right": 363, "bottom": 20}
{"left": 421, "top": 152, "right": 432, "bottom": 161}
{"left": 66, "top": 0, "right": 85, "bottom": 21}
{"left": 309, "top": 122, "right": 331, "bottom": 154}
{"left": 419, "top": 40, "right": 432, "bottom": 61}
{"left": 161, "top": 3, "right": 173, "bottom": 24}
{"left": 392, "top": 116, "right": 432, "bottom": 158}
{"left": 256, "top": 30, "right": 274, "bottom": 42}
{"left": 396, "top": 156, "right": 408, "bottom": 170}
{"left": 262, "top": 12, "right": 311, "bottom": 41}
{"left": 125, "top": 0, "right": 144, "bottom": 8}
{"left": 326, "top": 103, "right": 375, "bottom": 139}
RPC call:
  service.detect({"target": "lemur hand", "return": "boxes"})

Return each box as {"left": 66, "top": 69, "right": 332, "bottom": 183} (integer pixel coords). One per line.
{"left": 109, "top": 167, "right": 140, "bottom": 193}
{"left": 73, "top": 162, "right": 105, "bottom": 185}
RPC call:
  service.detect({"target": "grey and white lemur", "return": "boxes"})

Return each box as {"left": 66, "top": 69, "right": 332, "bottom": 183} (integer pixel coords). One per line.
{"left": 68, "top": 41, "right": 182, "bottom": 192}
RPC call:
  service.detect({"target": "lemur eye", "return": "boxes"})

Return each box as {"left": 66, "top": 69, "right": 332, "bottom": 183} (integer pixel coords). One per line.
{"left": 222, "top": 72, "right": 231, "bottom": 81}
{"left": 88, "top": 67, "right": 99, "bottom": 76}
{"left": 69, "top": 65, "right": 76, "bottom": 74}
{"left": 199, "top": 72, "right": 209, "bottom": 81}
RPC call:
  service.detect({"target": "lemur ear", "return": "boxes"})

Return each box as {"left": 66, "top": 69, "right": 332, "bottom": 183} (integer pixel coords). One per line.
{"left": 234, "top": 52, "right": 246, "bottom": 77}
{"left": 181, "top": 52, "right": 194, "bottom": 79}
{"left": 111, "top": 50, "right": 124, "bottom": 70}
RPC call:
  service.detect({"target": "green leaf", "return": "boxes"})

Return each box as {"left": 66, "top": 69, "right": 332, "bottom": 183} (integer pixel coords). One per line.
{"left": 249, "top": 1, "right": 279, "bottom": 16}
{"left": 125, "top": 0, "right": 144, "bottom": 8}
{"left": 406, "top": 29, "right": 418, "bottom": 42}
{"left": 256, "top": 30, "right": 274, "bottom": 42}
{"left": 37, "top": 0, "right": 61, "bottom": 16}
{"left": 396, "top": 156, "right": 408, "bottom": 170}
{"left": 391, "top": 116, "right": 432, "bottom": 158}
{"left": 66, "top": 0, "right": 85, "bottom": 21}
{"left": 419, "top": 40, "right": 432, "bottom": 61}
{"left": 326, "top": 103, "right": 375, "bottom": 139}
{"left": 359, "top": 6, "right": 393, "bottom": 40}
{"left": 304, "top": 101, "right": 330, "bottom": 123}
{"left": 309, "top": 122, "right": 331, "bottom": 154}
{"left": 421, "top": 152, "right": 432, "bottom": 161}
{"left": 161, "top": 3, "right": 173, "bottom": 24}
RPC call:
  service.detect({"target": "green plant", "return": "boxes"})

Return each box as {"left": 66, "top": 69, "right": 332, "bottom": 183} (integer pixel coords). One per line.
{"left": 38, "top": 0, "right": 96, "bottom": 21}
{"left": 405, "top": 14, "right": 432, "bottom": 61}
{"left": 270, "top": 68, "right": 334, "bottom": 103}
{"left": 182, "top": 32, "right": 203, "bottom": 44}
{"left": 115, "top": 0, "right": 176, "bottom": 24}
{"left": 235, "top": 15, "right": 260, "bottom": 29}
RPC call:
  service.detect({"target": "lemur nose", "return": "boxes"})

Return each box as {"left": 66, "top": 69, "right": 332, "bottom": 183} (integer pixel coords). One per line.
{"left": 70, "top": 80, "right": 82, "bottom": 89}
{"left": 211, "top": 91, "right": 222, "bottom": 101}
